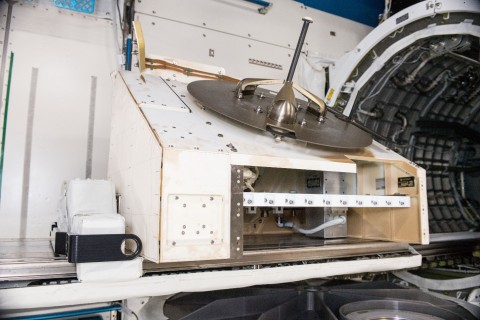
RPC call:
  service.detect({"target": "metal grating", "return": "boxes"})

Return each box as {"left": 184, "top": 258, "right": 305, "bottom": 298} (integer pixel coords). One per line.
{"left": 53, "top": 0, "right": 95, "bottom": 14}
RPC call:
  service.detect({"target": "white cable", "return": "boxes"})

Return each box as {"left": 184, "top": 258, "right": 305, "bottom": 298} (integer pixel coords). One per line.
{"left": 293, "top": 216, "right": 346, "bottom": 235}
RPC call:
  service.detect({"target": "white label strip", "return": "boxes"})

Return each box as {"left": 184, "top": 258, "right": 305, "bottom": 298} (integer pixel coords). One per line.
{"left": 243, "top": 193, "right": 410, "bottom": 208}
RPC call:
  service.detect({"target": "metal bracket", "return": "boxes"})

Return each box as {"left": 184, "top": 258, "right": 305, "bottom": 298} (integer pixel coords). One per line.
{"left": 231, "top": 166, "right": 244, "bottom": 258}
{"left": 54, "top": 232, "right": 142, "bottom": 263}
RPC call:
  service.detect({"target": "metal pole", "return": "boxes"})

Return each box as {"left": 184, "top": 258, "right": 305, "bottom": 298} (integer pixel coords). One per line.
{"left": 286, "top": 17, "right": 313, "bottom": 82}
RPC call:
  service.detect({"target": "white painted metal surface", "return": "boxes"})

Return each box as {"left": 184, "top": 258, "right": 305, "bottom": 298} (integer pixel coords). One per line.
{"left": 122, "top": 72, "right": 190, "bottom": 112}
{"left": 160, "top": 149, "right": 231, "bottom": 262}
{"left": 134, "top": 0, "right": 372, "bottom": 80}
{"left": 0, "top": 1, "right": 117, "bottom": 238}
{"left": 0, "top": 250, "right": 421, "bottom": 310}
{"left": 108, "top": 74, "right": 162, "bottom": 262}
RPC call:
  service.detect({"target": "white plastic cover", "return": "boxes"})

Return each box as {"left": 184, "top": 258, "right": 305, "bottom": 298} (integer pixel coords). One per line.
{"left": 59, "top": 179, "right": 142, "bottom": 283}
{"left": 76, "top": 258, "right": 144, "bottom": 282}
{"left": 71, "top": 213, "right": 125, "bottom": 235}
{"left": 74, "top": 213, "right": 142, "bottom": 283}
{"left": 66, "top": 179, "right": 116, "bottom": 228}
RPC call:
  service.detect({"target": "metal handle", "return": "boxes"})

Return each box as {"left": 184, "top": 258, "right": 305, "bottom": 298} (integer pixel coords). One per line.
{"left": 234, "top": 78, "right": 284, "bottom": 98}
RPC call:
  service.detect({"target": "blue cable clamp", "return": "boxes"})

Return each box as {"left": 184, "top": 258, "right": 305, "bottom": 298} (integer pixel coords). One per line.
{"left": 53, "top": 0, "right": 95, "bottom": 14}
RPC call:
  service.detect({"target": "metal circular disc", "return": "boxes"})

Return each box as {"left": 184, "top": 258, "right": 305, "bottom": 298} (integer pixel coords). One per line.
{"left": 188, "top": 80, "right": 270, "bottom": 131}
{"left": 293, "top": 110, "right": 372, "bottom": 149}
{"left": 339, "top": 300, "right": 466, "bottom": 320}
{"left": 187, "top": 80, "right": 372, "bottom": 149}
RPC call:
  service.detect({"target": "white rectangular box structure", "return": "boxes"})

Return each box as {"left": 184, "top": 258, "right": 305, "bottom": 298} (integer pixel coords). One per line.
{"left": 108, "top": 66, "right": 429, "bottom": 265}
